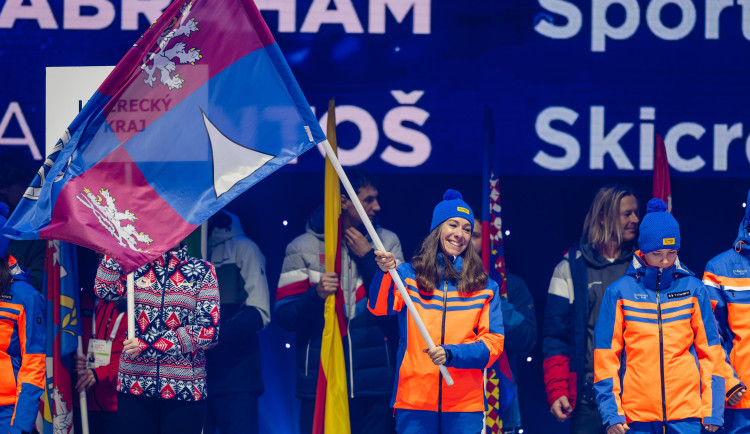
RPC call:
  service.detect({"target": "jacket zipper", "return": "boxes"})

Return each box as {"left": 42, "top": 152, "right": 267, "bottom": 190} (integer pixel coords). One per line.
{"left": 345, "top": 251, "right": 355, "bottom": 399}
{"left": 438, "top": 280, "right": 448, "bottom": 414}
{"left": 655, "top": 269, "right": 667, "bottom": 428}
{"left": 156, "top": 262, "right": 169, "bottom": 393}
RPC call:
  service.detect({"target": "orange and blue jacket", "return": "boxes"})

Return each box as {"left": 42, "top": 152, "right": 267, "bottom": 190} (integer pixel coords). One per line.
{"left": 703, "top": 189, "right": 750, "bottom": 409}
{"left": 594, "top": 252, "right": 723, "bottom": 427}
{"left": 368, "top": 254, "right": 504, "bottom": 413}
{"left": 0, "top": 258, "right": 46, "bottom": 434}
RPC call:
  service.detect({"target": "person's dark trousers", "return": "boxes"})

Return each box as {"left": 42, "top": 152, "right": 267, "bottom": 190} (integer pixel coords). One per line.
{"left": 300, "top": 396, "right": 396, "bottom": 434}
{"left": 570, "top": 402, "right": 605, "bottom": 434}
{"left": 203, "top": 392, "right": 259, "bottom": 434}
{"left": 116, "top": 392, "right": 206, "bottom": 434}
{"left": 73, "top": 408, "right": 118, "bottom": 433}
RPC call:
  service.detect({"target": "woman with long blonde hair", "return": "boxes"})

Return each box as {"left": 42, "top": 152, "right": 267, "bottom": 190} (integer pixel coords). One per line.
{"left": 542, "top": 184, "right": 639, "bottom": 434}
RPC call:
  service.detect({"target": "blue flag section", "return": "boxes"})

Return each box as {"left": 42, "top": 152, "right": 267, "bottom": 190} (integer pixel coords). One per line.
{"left": 2, "top": 2, "right": 750, "bottom": 177}
{"left": 40, "top": 240, "right": 81, "bottom": 434}
{"left": 2, "top": 0, "right": 326, "bottom": 273}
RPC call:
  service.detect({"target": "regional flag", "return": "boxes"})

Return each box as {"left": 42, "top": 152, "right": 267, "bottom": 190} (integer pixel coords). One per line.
{"left": 39, "top": 240, "right": 80, "bottom": 433}
{"left": 312, "top": 100, "right": 350, "bottom": 434}
{"left": 653, "top": 133, "right": 672, "bottom": 213}
{"left": 482, "top": 107, "right": 514, "bottom": 434}
{"left": 4, "top": 0, "right": 325, "bottom": 272}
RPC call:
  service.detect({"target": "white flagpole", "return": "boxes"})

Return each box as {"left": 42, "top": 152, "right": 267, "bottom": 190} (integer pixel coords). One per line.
{"left": 200, "top": 221, "right": 208, "bottom": 261}
{"left": 76, "top": 336, "right": 90, "bottom": 434}
{"left": 127, "top": 273, "right": 135, "bottom": 340}
{"left": 320, "top": 139, "right": 455, "bottom": 386}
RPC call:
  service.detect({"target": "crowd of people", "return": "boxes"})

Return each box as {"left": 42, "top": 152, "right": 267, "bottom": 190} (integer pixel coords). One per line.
{"left": 1, "top": 146, "right": 750, "bottom": 434}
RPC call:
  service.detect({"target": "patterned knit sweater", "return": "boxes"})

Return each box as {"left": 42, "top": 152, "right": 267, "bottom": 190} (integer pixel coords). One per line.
{"left": 94, "top": 245, "right": 220, "bottom": 401}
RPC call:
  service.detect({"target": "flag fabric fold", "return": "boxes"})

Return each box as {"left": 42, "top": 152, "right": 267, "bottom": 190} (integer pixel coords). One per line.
{"left": 653, "top": 133, "right": 672, "bottom": 213}
{"left": 39, "top": 240, "right": 81, "bottom": 434}
{"left": 312, "top": 99, "right": 350, "bottom": 434}
{"left": 482, "top": 107, "right": 515, "bottom": 434}
{"left": 4, "top": 0, "right": 325, "bottom": 273}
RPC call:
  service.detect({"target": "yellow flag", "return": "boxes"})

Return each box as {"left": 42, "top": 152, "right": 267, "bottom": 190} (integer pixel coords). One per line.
{"left": 312, "top": 99, "right": 350, "bottom": 434}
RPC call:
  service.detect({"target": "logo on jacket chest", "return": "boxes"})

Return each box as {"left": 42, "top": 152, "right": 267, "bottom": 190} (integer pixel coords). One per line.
{"left": 667, "top": 290, "right": 691, "bottom": 300}
{"left": 733, "top": 269, "right": 747, "bottom": 276}
{"left": 633, "top": 292, "right": 648, "bottom": 300}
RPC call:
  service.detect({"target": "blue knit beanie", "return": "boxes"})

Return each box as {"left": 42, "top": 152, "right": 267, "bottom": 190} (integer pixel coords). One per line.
{"left": 430, "top": 189, "right": 474, "bottom": 232}
{"left": 638, "top": 198, "right": 680, "bottom": 254}
{"left": 0, "top": 202, "right": 9, "bottom": 258}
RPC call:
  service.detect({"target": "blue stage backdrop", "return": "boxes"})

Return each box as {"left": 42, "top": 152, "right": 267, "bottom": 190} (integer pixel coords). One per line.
{"left": 1, "top": 0, "right": 749, "bottom": 177}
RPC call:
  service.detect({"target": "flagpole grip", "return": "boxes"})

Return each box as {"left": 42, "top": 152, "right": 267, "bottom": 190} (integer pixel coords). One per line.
{"left": 77, "top": 336, "right": 90, "bottom": 434}
{"left": 127, "top": 273, "right": 135, "bottom": 340}
{"left": 320, "top": 140, "right": 455, "bottom": 386}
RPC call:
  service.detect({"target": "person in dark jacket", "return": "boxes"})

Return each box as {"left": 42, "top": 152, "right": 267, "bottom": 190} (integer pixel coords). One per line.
{"left": 204, "top": 210, "right": 270, "bottom": 434}
{"left": 471, "top": 218, "right": 537, "bottom": 433}
{"left": 542, "top": 184, "right": 639, "bottom": 434}
{"left": 275, "top": 169, "right": 403, "bottom": 433}
{"left": 0, "top": 148, "right": 45, "bottom": 293}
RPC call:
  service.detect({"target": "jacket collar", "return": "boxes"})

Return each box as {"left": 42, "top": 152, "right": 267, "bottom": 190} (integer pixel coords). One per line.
{"left": 734, "top": 189, "right": 750, "bottom": 256}
{"left": 154, "top": 244, "right": 189, "bottom": 268}
{"left": 437, "top": 252, "right": 464, "bottom": 272}
{"left": 8, "top": 255, "right": 30, "bottom": 283}
{"left": 627, "top": 250, "right": 693, "bottom": 290}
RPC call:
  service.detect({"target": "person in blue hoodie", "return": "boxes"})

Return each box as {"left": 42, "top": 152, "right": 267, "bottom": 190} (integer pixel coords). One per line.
{"left": 471, "top": 217, "right": 536, "bottom": 433}
{"left": 0, "top": 202, "right": 46, "bottom": 434}
{"left": 702, "top": 189, "right": 750, "bottom": 432}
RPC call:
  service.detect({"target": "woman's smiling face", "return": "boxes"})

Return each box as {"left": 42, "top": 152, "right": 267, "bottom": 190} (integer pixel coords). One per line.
{"left": 439, "top": 217, "right": 472, "bottom": 257}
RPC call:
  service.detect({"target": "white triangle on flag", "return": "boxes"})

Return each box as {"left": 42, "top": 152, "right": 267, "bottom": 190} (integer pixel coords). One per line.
{"left": 202, "top": 110, "right": 275, "bottom": 198}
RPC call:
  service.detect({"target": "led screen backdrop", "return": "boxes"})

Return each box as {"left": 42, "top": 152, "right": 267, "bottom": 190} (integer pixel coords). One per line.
{"left": 1, "top": 0, "right": 749, "bottom": 177}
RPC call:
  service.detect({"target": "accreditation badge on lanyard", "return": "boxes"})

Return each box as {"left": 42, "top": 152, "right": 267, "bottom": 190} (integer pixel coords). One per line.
{"left": 87, "top": 339, "right": 113, "bottom": 369}
{"left": 87, "top": 303, "right": 124, "bottom": 369}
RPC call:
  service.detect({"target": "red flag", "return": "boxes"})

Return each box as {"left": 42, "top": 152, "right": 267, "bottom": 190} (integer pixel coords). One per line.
{"left": 653, "top": 134, "right": 672, "bottom": 213}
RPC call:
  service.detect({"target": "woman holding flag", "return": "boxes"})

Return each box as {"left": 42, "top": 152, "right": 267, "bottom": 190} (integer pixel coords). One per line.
{"left": 0, "top": 202, "right": 45, "bottom": 434}
{"left": 369, "top": 190, "right": 505, "bottom": 433}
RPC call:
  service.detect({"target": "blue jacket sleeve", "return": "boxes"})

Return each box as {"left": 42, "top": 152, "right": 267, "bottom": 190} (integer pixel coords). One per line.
{"left": 593, "top": 284, "right": 626, "bottom": 427}
{"left": 11, "top": 286, "right": 46, "bottom": 434}
{"left": 504, "top": 273, "right": 538, "bottom": 355}
{"left": 693, "top": 284, "right": 724, "bottom": 427}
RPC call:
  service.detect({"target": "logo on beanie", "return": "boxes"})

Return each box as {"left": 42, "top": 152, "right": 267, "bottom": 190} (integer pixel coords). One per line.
{"left": 457, "top": 206, "right": 470, "bottom": 215}
{"left": 663, "top": 238, "right": 675, "bottom": 245}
